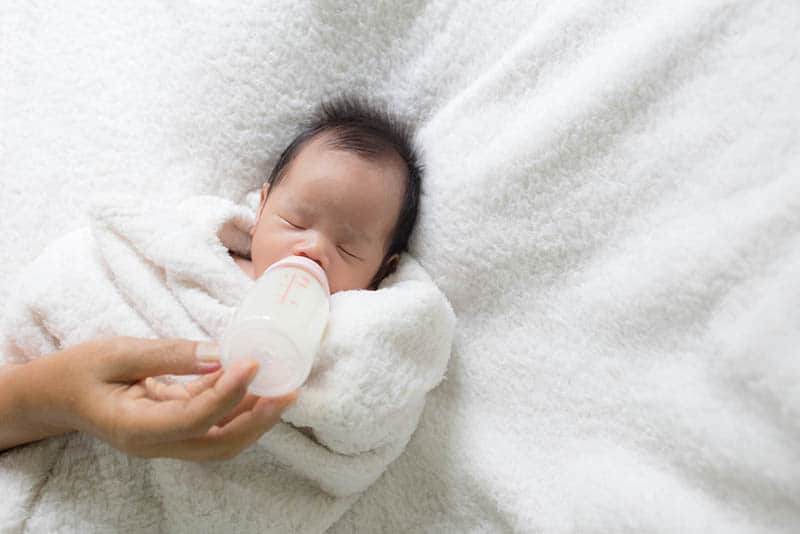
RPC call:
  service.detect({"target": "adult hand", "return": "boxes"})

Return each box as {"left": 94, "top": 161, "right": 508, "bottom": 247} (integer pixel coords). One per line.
{"left": 1, "top": 337, "right": 295, "bottom": 461}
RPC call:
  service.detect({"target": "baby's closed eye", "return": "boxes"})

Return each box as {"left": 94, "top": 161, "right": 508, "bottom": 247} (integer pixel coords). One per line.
{"left": 338, "top": 245, "right": 362, "bottom": 261}
{"left": 281, "top": 216, "right": 305, "bottom": 230}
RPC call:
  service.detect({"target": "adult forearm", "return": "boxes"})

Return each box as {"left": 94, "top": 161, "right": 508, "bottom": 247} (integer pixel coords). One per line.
{"left": 0, "top": 356, "right": 75, "bottom": 451}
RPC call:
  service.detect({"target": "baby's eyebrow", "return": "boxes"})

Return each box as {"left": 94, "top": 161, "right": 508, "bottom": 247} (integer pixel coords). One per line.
{"left": 291, "top": 202, "right": 313, "bottom": 219}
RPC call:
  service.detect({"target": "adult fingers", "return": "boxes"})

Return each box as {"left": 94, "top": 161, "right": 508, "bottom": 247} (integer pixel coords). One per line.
{"left": 143, "top": 372, "right": 224, "bottom": 401}
{"left": 103, "top": 338, "right": 220, "bottom": 382}
{"left": 142, "top": 392, "right": 296, "bottom": 461}
{"left": 182, "top": 370, "right": 227, "bottom": 397}
{"left": 124, "top": 358, "right": 259, "bottom": 444}
{"left": 143, "top": 377, "right": 190, "bottom": 401}
{"left": 214, "top": 394, "right": 260, "bottom": 427}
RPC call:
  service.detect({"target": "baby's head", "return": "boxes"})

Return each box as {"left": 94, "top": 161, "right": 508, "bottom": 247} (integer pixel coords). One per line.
{"left": 250, "top": 96, "right": 422, "bottom": 293}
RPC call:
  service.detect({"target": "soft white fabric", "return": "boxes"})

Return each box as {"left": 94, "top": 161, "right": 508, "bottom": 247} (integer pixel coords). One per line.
{"left": 0, "top": 195, "right": 455, "bottom": 533}
{"left": 2, "top": 1, "right": 799, "bottom": 532}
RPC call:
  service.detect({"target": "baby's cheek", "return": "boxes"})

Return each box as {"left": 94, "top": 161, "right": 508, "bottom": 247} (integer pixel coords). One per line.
{"left": 250, "top": 233, "right": 280, "bottom": 277}
{"left": 330, "top": 264, "right": 372, "bottom": 293}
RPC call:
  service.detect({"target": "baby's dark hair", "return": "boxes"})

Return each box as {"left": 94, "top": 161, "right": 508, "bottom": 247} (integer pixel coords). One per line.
{"left": 265, "top": 95, "right": 423, "bottom": 288}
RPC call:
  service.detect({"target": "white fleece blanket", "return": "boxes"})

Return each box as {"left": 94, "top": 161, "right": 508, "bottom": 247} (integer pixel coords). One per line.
{"left": 2, "top": 1, "right": 799, "bottom": 532}
{"left": 0, "top": 195, "right": 455, "bottom": 533}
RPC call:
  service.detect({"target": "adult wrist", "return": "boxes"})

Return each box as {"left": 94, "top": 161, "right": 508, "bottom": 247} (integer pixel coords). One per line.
{"left": 0, "top": 357, "right": 72, "bottom": 451}
{"left": 17, "top": 355, "right": 79, "bottom": 439}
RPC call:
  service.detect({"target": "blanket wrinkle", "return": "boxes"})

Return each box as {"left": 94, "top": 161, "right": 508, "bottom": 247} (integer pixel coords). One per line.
{"left": 19, "top": 437, "right": 69, "bottom": 534}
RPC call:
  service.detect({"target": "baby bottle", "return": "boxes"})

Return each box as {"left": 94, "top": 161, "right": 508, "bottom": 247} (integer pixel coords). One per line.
{"left": 221, "top": 255, "right": 330, "bottom": 397}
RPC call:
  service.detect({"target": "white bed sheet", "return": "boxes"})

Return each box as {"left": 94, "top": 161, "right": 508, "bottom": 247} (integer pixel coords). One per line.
{"left": 2, "top": 1, "right": 799, "bottom": 532}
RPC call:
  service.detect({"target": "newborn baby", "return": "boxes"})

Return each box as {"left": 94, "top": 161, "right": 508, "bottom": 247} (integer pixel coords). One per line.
{"left": 234, "top": 96, "right": 421, "bottom": 292}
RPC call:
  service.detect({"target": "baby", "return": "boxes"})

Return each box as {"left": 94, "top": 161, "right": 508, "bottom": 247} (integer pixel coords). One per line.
{"left": 234, "top": 96, "right": 422, "bottom": 293}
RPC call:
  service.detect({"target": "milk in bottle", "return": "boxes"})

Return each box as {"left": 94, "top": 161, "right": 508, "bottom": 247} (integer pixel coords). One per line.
{"left": 221, "top": 255, "right": 330, "bottom": 397}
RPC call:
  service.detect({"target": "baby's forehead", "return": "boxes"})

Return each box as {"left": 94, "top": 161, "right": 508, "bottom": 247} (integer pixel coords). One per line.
{"left": 280, "top": 136, "right": 407, "bottom": 194}
{"left": 307, "top": 130, "right": 406, "bottom": 170}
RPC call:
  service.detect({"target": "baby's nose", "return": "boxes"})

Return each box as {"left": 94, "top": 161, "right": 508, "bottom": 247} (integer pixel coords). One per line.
{"left": 295, "top": 251, "right": 323, "bottom": 269}
{"left": 292, "top": 233, "right": 330, "bottom": 270}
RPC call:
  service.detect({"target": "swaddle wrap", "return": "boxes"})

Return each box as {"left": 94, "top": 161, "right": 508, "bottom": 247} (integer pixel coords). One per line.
{"left": 0, "top": 194, "right": 455, "bottom": 534}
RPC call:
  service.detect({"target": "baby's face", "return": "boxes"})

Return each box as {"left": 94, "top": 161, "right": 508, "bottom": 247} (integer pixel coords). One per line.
{"left": 250, "top": 134, "right": 405, "bottom": 293}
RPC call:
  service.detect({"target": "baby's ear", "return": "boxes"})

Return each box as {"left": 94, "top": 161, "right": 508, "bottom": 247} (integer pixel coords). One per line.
{"left": 369, "top": 254, "right": 401, "bottom": 289}
{"left": 385, "top": 254, "right": 400, "bottom": 274}
{"left": 251, "top": 183, "right": 270, "bottom": 236}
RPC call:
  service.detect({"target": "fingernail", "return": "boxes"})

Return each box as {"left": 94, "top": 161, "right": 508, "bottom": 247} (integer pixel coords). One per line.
{"left": 244, "top": 360, "right": 259, "bottom": 383}
{"left": 195, "top": 361, "right": 221, "bottom": 373}
{"left": 195, "top": 341, "right": 220, "bottom": 361}
{"left": 216, "top": 358, "right": 259, "bottom": 392}
{"left": 266, "top": 391, "right": 298, "bottom": 405}
{"left": 194, "top": 342, "right": 221, "bottom": 372}
{"left": 232, "top": 358, "right": 259, "bottom": 383}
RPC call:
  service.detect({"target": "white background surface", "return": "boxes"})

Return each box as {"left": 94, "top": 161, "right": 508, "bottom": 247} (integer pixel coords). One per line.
{"left": 2, "top": 1, "right": 799, "bottom": 532}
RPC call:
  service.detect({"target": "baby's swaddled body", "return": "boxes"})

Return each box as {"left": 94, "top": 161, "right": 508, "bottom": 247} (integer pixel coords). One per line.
{"left": 0, "top": 194, "right": 454, "bottom": 533}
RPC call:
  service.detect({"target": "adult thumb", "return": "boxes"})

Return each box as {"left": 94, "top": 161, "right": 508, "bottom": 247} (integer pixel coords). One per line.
{"left": 103, "top": 337, "right": 219, "bottom": 382}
